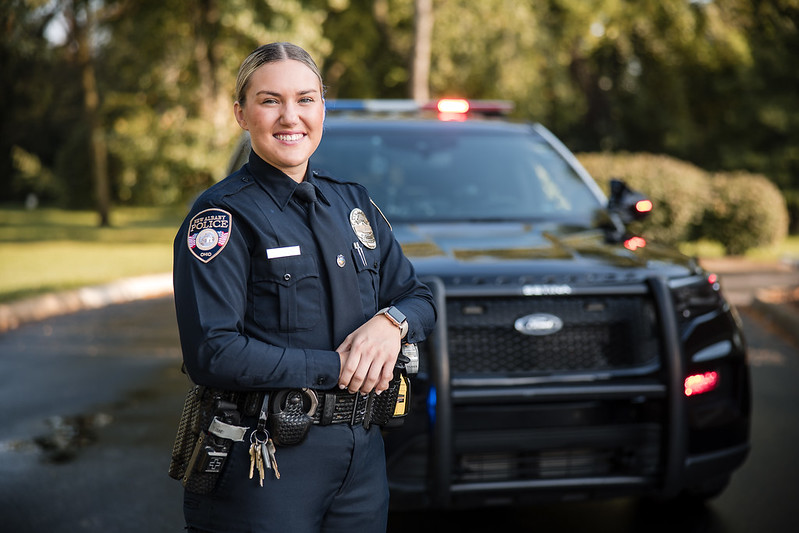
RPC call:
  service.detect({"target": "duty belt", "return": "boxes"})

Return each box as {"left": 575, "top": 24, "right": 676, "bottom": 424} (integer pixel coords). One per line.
{"left": 311, "top": 389, "right": 372, "bottom": 426}
{"left": 241, "top": 388, "right": 374, "bottom": 427}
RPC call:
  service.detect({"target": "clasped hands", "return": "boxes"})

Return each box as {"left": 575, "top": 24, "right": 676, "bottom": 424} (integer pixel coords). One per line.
{"left": 336, "top": 314, "right": 401, "bottom": 395}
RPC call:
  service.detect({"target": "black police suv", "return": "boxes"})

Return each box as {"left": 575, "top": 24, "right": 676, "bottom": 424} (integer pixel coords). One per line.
{"left": 227, "top": 99, "right": 750, "bottom": 509}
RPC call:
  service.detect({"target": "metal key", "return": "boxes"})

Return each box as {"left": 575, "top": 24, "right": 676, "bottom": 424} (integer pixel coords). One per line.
{"left": 248, "top": 441, "right": 257, "bottom": 480}
{"left": 249, "top": 430, "right": 268, "bottom": 485}
{"left": 260, "top": 441, "right": 271, "bottom": 471}
{"left": 256, "top": 443, "right": 265, "bottom": 486}
{"left": 266, "top": 438, "right": 280, "bottom": 479}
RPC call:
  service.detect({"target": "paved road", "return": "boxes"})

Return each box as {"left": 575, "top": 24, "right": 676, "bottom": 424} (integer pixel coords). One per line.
{"left": 0, "top": 298, "right": 186, "bottom": 532}
{"left": 1, "top": 294, "right": 797, "bottom": 532}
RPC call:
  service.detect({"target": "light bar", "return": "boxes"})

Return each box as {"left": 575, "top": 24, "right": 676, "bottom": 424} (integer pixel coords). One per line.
{"left": 326, "top": 99, "right": 515, "bottom": 115}
{"left": 325, "top": 99, "right": 420, "bottom": 113}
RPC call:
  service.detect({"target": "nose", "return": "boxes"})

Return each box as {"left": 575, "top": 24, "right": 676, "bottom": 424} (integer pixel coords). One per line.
{"left": 280, "top": 101, "right": 299, "bottom": 124}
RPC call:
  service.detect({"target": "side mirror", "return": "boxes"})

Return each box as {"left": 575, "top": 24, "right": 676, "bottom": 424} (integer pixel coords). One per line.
{"left": 607, "top": 179, "right": 652, "bottom": 224}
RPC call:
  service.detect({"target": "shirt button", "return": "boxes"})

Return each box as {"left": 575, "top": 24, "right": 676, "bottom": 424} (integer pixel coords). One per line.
{"left": 316, "top": 376, "right": 327, "bottom": 386}
{"left": 284, "top": 274, "right": 291, "bottom": 281}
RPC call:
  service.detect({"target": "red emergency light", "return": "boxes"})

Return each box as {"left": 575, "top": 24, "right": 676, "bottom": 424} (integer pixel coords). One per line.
{"left": 624, "top": 236, "right": 647, "bottom": 251}
{"left": 684, "top": 371, "right": 719, "bottom": 396}
{"left": 421, "top": 99, "right": 515, "bottom": 121}
{"left": 437, "top": 99, "right": 470, "bottom": 114}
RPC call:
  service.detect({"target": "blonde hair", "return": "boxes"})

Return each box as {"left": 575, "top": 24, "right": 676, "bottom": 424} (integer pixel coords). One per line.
{"left": 235, "top": 42, "right": 324, "bottom": 105}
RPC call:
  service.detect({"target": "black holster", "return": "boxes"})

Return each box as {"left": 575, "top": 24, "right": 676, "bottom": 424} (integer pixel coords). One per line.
{"left": 168, "top": 386, "right": 246, "bottom": 494}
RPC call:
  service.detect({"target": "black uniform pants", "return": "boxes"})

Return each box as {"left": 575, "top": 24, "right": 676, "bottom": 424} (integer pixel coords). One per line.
{"left": 184, "top": 423, "right": 389, "bottom": 533}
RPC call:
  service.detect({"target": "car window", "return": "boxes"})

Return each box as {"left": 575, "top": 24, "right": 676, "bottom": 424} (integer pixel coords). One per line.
{"left": 310, "top": 125, "right": 601, "bottom": 224}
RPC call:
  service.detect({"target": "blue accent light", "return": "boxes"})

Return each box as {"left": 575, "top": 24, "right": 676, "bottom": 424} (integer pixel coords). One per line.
{"left": 427, "top": 386, "right": 437, "bottom": 426}
{"left": 325, "top": 99, "right": 367, "bottom": 111}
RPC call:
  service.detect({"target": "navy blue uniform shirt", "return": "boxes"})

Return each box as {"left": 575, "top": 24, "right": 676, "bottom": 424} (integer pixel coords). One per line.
{"left": 173, "top": 151, "right": 436, "bottom": 392}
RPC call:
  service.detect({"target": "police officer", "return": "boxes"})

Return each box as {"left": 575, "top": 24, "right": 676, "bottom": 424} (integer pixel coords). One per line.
{"left": 172, "top": 43, "right": 436, "bottom": 532}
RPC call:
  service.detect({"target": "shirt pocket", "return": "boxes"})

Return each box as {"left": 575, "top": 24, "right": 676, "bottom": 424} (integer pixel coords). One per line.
{"left": 351, "top": 243, "right": 380, "bottom": 315}
{"left": 251, "top": 254, "right": 321, "bottom": 332}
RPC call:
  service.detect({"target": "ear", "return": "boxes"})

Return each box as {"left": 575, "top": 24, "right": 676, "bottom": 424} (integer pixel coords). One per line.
{"left": 233, "top": 101, "right": 249, "bottom": 130}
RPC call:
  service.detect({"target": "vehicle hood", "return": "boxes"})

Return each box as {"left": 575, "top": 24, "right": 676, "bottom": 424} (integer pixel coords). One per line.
{"left": 392, "top": 221, "right": 698, "bottom": 279}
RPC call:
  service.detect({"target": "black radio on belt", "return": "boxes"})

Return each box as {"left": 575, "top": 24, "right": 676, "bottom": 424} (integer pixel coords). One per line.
{"left": 195, "top": 400, "right": 240, "bottom": 473}
{"left": 181, "top": 396, "right": 246, "bottom": 494}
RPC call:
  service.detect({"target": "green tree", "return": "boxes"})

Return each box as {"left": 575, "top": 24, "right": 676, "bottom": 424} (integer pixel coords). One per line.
{"left": 100, "top": 0, "right": 330, "bottom": 205}
{"left": 0, "top": 1, "right": 71, "bottom": 206}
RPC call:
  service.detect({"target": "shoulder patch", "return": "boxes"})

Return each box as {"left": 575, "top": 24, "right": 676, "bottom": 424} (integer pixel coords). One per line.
{"left": 187, "top": 208, "right": 233, "bottom": 263}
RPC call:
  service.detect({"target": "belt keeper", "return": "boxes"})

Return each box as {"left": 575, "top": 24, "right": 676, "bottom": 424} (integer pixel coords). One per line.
{"left": 321, "top": 392, "right": 336, "bottom": 425}
{"left": 350, "top": 393, "right": 361, "bottom": 425}
{"left": 362, "top": 392, "right": 375, "bottom": 430}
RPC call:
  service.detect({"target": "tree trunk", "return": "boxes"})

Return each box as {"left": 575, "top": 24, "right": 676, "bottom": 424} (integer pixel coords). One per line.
{"left": 72, "top": 0, "right": 111, "bottom": 226}
{"left": 411, "top": 0, "right": 433, "bottom": 102}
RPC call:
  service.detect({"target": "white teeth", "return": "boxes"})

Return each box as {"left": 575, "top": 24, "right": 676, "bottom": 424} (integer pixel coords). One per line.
{"left": 275, "top": 134, "right": 304, "bottom": 142}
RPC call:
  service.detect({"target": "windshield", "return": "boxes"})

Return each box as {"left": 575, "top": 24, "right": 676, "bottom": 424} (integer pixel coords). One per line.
{"left": 311, "top": 123, "right": 602, "bottom": 224}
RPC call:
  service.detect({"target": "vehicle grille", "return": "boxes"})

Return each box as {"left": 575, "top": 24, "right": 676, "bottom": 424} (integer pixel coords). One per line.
{"left": 445, "top": 295, "right": 660, "bottom": 375}
{"left": 456, "top": 428, "right": 661, "bottom": 483}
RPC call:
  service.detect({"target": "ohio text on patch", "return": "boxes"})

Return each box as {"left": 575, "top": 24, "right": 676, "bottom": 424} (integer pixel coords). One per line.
{"left": 187, "top": 208, "right": 232, "bottom": 263}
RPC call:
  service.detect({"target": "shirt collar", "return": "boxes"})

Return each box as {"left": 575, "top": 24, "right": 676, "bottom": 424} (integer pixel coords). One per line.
{"left": 246, "top": 151, "right": 330, "bottom": 209}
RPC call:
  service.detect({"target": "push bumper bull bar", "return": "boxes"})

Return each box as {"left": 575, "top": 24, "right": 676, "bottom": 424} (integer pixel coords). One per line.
{"left": 420, "top": 276, "right": 688, "bottom": 506}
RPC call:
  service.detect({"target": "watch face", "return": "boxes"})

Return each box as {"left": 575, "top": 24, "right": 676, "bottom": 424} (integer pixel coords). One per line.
{"left": 388, "top": 306, "right": 406, "bottom": 324}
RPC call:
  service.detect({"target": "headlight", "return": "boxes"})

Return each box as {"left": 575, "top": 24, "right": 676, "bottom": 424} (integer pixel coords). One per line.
{"left": 671, "top": 273, "right": 725, "bottom": 320}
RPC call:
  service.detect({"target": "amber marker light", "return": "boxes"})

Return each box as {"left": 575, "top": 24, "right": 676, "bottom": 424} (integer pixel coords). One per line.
{"left": 635, "top": 199, "right": 653, "bottom": 214}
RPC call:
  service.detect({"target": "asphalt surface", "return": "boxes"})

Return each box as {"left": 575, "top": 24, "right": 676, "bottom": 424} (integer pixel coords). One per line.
{"left": 0, "top": 260, "right": 797, "bottom": 532}
{"left": 1, "top": 259, "right": 797, "bottom": 336}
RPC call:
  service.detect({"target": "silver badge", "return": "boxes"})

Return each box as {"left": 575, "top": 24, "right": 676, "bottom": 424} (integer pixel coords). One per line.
{"left": 349, "top": 208, "right": 377, "bottom": 250}
{"left": 336, "top": 254, "right": 346, "bottom": 268}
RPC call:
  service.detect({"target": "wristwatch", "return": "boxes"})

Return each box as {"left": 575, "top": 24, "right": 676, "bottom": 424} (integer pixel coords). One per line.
{"left": 376, "top": 306, "right": 408, "bottom": 339}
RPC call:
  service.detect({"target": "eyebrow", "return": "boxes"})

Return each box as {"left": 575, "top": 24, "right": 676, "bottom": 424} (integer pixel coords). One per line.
{"left": 255, "top": 88, "right": 320, "bottom": 97}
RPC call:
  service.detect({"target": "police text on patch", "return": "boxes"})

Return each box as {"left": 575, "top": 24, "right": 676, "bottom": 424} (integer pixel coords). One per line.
{"left": 187, "top": 208, "right": 233, "bottom": 263}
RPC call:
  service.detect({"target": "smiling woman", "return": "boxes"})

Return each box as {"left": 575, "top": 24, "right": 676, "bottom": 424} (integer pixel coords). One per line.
{"left": 170, "top": 42, "right": 436, "bottom": 533}
{"left": 232, "top": 44, "right": 326, "bottom": 183}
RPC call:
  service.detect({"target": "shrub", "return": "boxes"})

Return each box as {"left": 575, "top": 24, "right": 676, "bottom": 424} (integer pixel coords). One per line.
{"left": 700, "top": 171, "right": 789, "bottom": 255}
{"left": 576, "top": 152, "right": 710, "bottom": 244}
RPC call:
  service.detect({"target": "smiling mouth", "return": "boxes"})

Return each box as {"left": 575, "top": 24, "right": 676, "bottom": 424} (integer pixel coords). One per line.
{"left": 275, "top": 133, "right": 305, "bottom": 142}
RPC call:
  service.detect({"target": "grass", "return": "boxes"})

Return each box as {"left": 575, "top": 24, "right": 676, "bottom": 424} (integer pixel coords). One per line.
{"left": 679, "top": 237, "right": 799, "bottom": 262}
{"left": 2, "top": 206, "right": 798, "bottom": 304}
{"left": 0, "top": 206, "right": 187, "bottom": 303}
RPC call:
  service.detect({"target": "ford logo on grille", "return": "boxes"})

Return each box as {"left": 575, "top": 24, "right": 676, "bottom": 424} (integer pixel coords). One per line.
{"left": 514, "top": 313, "right": 564, "bottom": 336}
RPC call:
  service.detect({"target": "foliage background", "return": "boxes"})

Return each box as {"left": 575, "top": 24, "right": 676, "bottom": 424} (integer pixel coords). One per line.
{"left": 2, "top": 0, "right": 798, "bottom": 230}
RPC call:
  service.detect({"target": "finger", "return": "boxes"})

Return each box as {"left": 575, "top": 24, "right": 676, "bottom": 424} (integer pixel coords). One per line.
{"left": 359, "top": 359, "right": 386, "bottom": 394}
{"left": 347, "top": 362, "right": 369, "bottom": 394}
{"left": 338, "top": 349, "right": 361, "bottom": 390}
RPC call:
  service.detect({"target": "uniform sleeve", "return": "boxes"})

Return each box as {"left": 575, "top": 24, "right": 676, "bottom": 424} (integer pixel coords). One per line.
{"left": 173, "top": 199, "right": 340, "bottom": 391}
{"left": 370, "top": 201, "right": 437, "bottom": 343}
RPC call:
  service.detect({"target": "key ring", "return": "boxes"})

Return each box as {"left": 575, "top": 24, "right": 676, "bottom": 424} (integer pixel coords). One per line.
{"left": 250, "top": 427, "right": 269, "bottom": 445}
